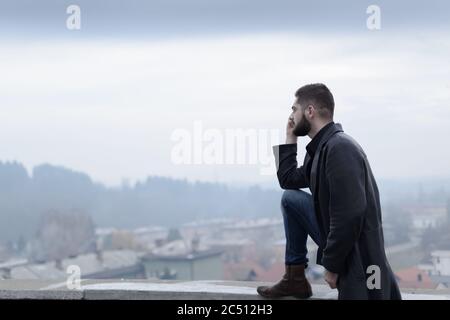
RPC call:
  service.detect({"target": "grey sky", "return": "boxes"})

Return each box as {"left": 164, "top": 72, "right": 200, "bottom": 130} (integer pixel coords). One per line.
{"left": 0, "top": 1, "right": 449, "bottom": 187}
{"left": 1, "top": 0, "right": 449, "bottom": 38}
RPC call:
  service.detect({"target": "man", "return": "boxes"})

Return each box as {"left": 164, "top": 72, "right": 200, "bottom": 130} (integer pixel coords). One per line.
{"left": 257, "top": 84, "right": 401, "bottom": 300}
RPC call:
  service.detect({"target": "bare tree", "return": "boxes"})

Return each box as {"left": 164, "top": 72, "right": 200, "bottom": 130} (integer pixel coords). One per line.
{"left": 30, "top": 209, "right": 95, "bottom": 263}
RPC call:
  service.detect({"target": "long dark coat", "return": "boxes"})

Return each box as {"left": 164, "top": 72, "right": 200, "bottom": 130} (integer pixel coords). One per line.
{"left": 273, "top": 123, "right": 402, "bottom": 300}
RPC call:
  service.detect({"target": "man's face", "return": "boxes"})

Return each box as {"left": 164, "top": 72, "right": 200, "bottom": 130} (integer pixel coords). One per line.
{"left": 291, "top": 101, "right": 311, "bottom": 137}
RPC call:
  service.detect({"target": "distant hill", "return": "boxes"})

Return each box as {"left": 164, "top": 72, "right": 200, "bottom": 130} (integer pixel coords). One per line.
{"left": 1, "top": 161, "right": 449, "bottom": 243}
{"left": 0, "top": 161, "right": 282, "bottom": 242}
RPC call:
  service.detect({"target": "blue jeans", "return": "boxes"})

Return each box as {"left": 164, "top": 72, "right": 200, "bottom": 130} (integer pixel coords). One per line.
{"left": 281, "top": 190, "right": 324, "bottom": 266}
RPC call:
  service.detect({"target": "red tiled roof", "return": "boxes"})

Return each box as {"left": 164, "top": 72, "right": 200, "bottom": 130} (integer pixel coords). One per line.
{"left": 256, "top": 263, "right": 285, "bottom": 282}
{"left": 223, "top": 260, "right": 285, "bottom": 282}
{"left": 395, "top": 267, "right": 436, "bottom": 289}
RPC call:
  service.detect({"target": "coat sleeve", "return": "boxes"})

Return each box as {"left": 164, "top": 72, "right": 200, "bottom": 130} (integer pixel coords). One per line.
{"left": 321, "top": 142, "right": 366, "bottom": 274}
{"left": 272, "top": 144, "right": 309, "bottom": 189}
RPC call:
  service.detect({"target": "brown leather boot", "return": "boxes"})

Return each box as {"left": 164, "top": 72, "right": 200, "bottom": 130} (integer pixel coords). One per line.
{"left": 257, "top": 264, "right": 312, "bottom": 299}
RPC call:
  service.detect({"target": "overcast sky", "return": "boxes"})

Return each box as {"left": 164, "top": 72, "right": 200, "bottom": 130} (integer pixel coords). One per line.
{"left": 0, "top": 1, "right": 449, "bottom": 187}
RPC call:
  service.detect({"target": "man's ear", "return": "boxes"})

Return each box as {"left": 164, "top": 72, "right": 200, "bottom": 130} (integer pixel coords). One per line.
{"left": 306, "top": 104, "right": 314, "bottom": 118}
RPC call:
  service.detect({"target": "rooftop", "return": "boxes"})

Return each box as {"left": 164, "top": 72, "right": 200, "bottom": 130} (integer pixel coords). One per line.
{"left": 3, "top": 250, "right": 142, "bottom": 280}
{"left": 431, "top": 250, "right": 450, "bottom": 257}
{"left": 145, "top": 239, "right": 222, "bottom": 260}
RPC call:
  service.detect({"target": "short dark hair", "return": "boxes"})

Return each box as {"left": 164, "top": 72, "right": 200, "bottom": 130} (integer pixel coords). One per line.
{"left": 295, "top": 83, "right": 334, "bottom": 119}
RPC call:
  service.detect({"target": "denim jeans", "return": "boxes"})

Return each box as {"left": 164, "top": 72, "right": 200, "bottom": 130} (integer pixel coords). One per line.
{"left": 281, "top": 189, "right": 324, "bottom": 265}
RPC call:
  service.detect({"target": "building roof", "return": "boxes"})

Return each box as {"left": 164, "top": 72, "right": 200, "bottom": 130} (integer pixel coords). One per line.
{"left": 431, "top": 250, "right": 450, "bottom": 258}
{"left": 133, "top": 226, "right": 167, "bottom": 235}
{"left": 9, "top": 250, "right": 143, "bottom": 280}
{"left": 395, "top": 267, "right": 436, "bottom": 289}
{"left": 222, "top": 218, "right": 283, "bottom": 230}
{"left": 207, "top": 238, "right": 254, "bottom": 247}
{"left": 0, "top": 258, "right": 28, "bottom": 270}
{"left": 223, "top": 261, "right": 267, "bottom": 281}
{"left": 143, "top": 249, "right": 223, "bottom": 262}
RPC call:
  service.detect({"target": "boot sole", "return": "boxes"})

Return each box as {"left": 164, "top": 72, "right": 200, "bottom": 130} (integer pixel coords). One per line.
{"left": 293, "top": 292, "right": 313, "bottom": 299}
{"left": 257, "top": 291, "right": 313, "bottom": 299}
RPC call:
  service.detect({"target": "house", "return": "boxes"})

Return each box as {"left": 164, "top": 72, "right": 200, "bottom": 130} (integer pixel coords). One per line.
{"left": 6, "top": 250, "right": 145, "bottom": 280}
{"left": 141, "top": 239, "right": 224, "bottom": 281}
{"left": 418, "top": 250, "right": 450, "bottom": 288}
{"left": 406, "top": 206, "right": 447, "bottom": 233}
{"left": 395, "top": 267, "right": 436, "bottom": 289}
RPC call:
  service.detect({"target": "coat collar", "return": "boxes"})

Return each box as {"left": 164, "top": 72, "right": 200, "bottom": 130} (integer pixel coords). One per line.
{"left": 306, "top": 121, "right": 335, "bottom": 157}
{"left": 309, "top": 123, "right": 344, "bottom": 196}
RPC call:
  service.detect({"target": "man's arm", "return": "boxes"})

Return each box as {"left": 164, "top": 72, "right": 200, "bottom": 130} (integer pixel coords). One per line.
{"left": 272, "top": 116, "right": 309, "bottom": 190}
{"left": 273, "top": 144, "right": 309, "bottom": 189}
{"left": 321, "top": 141, "right": 366, "bottom": 274}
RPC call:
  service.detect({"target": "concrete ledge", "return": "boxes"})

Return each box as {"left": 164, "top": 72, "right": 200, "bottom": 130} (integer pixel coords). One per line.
{"left": 0, "top": 279, "right": 449, "bottom": 300}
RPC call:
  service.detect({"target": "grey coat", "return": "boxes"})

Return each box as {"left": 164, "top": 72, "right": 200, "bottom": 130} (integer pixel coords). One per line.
{"left": 273, "top": 123, "right": 401, "bottom": 300}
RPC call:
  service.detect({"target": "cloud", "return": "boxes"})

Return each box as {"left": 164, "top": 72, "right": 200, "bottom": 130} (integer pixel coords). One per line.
{"left": 1, "top": 31, "right": 450, "bottom": 185}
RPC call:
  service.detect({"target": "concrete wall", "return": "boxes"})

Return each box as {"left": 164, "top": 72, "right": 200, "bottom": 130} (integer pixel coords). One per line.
{"left": 1, "top": 279, "right": 450, "bottom": 300}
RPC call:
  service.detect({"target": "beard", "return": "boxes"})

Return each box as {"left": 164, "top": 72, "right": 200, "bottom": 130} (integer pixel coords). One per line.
{"left": 293, "top": 116, "right": 311, "bottom": 136}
